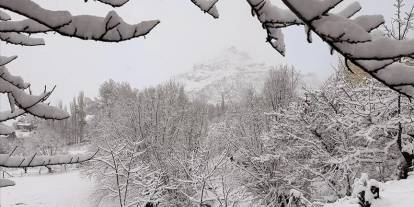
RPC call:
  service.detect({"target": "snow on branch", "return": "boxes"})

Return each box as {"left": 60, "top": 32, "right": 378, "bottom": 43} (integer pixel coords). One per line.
{"left": 279, "top": 0, "right": 414, "bottom": 97}
{"left": 0, "top": 19, "right": 50, "bottom": 34}
{"left": 337, "top": 2, "right": 361, "bottom": 18}
{"left": 0, "top": 59, "right": 69, "bottom": 122}
{"left": 10, "top": 87, "right": 69, "bottom": 120}
{"left": 0, "top": 9, "right": 10, "bottom": 21}
{"left": 0, "top": 0, "right": 72, "bottom": 29}
{"left": 0, "top": 0, "right": 160, "bottom": 42}
{"left": 0, "top": 55, "right": 17, "bottom": 66}
{"left": 0, "top": 178, "right": 15, "bottom": 188}
{"left": 85, "top": 0, "right": 130, "bottom": 7}
{"left": 0, "top": 66, "right": 30, "bottom": 89}
{"left": 246, "top": 0, "right": 302, "bottom": 55}
{"left": 288, "top": 0, "right": 343, "bottom": 20}
{"left": 0, "top": 151, "right": 98, "bottom": 168}
{"left": 23, "top": 102, "right": 70, "bottom": 120}
{"left": 0, "top": 32, "right": 44, "bottom": 46}
{"left": 191, "top": 0, "right": 220, "bottom": 18}
{"left": 0, "top": 69, "right": 69, "bottom": 121}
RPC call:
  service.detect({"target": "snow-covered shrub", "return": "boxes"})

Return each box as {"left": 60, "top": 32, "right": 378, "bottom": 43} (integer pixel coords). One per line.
{"left": 288, "top": 189, "right": 313, "bottom": 207}
{"left": 352, "top": 173, "right": 380, "bottom": 207}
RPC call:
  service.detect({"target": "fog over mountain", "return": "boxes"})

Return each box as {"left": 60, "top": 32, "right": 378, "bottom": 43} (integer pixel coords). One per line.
{"left": 175, "top": 47, "right": 321, "bottom": 104}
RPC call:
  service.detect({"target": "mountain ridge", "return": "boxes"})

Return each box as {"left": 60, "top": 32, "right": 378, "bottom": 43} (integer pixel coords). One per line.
{"left": 175, "top": 47, "right": 320, "bottom": 104}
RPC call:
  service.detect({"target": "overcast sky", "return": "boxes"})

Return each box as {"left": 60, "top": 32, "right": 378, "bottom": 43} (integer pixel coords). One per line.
{"left": 0, "top": 0, "right": 397, "bottom": 107}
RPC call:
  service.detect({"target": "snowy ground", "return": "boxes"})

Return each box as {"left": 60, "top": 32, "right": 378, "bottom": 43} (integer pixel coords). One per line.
{"left": 1, "top": 168, "right": 413, "bottom": 207}
{"left": 326, "top": 174, "right": 414, "bottom": 207}
{"left": 0, "top": 170, "right": 95, "bottom": 207}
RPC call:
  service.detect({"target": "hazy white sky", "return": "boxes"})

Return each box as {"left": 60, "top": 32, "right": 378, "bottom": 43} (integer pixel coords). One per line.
{"left": 0, "top": 0, "right": 397, "bottom": 106}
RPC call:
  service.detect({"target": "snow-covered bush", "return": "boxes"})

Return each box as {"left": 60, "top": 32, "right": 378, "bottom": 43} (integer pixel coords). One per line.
{"left": 288, "top": 189, "right": 313, "bottom": 207}
{"left": 352, "top": 173, "right": 380, "bottom": 207}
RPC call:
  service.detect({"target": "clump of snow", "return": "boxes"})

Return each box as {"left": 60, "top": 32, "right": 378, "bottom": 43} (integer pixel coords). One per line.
{"left": 0, "top": 56, "right": 17, "bottom": 67}
{"left": 351, "top": 173, "right": 379, "bottom": 206}
{"left": 0, "top": 0, "right": 159, "bottom": 43}
{"left": 0, "top": 10, "right": 11, "bottom": 21}
{"left": 247, "top": 0, "right": 302, "bottom": 56}
{"left": 352, "top": 173, "right": 370, "bottom": 196}
{"left": 0, "top": 32, "right": 44, "bottom": 46}
{"left": 191, "top": 0, "right": 219, "bottom": 18}
{"left": 290, "top": 189, "right": 302, "bottom": 198}
{"left": 86, "top": 0, "right": 130, "bottom": 7}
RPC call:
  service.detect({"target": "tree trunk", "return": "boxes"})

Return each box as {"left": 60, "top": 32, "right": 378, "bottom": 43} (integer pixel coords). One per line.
{"left": 46, "top": 166, "right": 53, "bottom": 174}
{"left": 399, "top": 152, "right": 413, "bottom": 179}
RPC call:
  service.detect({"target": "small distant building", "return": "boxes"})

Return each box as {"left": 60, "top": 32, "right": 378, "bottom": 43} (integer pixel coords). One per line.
{"left": 15, "top": 122, "right": 36, "bottom": 132}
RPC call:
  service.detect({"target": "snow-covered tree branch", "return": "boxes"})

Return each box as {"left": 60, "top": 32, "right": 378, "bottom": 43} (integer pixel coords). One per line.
{"left": 0, "top": 150, "right": 97, "bottom": 168}
{"left": 189, "top": 0, "right": 414, "bottom": 97}
{"left": 279, "top": 0, "right": 414, "bottom": 97}
{"left": 0, "top": 0, "right": 160, "bottom": 43}
{"left": 191, "top": 0, "right": 220, "bottom": 18}
{"left": 0, "top": 0, "right": 161, "bottom": 189}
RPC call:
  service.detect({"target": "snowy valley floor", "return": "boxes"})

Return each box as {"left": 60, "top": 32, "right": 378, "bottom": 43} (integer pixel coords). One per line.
{"left": 0, "top": 170, "right": 95, "bottom": 207}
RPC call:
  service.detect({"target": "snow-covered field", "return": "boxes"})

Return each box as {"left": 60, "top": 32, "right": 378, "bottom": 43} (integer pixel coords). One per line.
{"left": 0, "top": 170, "right": 95, "bottom": 207}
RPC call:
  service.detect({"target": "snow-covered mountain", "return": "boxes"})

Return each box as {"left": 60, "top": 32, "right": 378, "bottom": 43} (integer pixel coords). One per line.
{"left": 175, "top": 47, "right": 272, "bottom": 104}
{"left": 175, "top": 47, "right": 320, "bottom": 104}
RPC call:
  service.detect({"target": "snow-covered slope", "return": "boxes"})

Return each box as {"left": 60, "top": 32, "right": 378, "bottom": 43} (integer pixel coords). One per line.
{"left": 175, "top": 47, "right": 272, "bottom": 104}
{"left": 325, "top": 174, "right": 414, "bottom": 207}
{"left": 175, "top": 47, "right": 320, "bottom": 104}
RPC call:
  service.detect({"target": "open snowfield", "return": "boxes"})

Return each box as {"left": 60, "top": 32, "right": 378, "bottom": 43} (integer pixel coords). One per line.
{"left": 0, "top": 170, "right": 95, "bottom": 207}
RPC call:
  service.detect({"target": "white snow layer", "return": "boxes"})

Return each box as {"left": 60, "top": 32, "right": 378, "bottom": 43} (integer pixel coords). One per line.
{"left": 0, "top": 32, "right": 44, "bottom": 46}
{"left": 0, "top": 152, "right": 96, "bottom": 168}
{"left": 191, "top": 0, "right": 219, "bottom": 18}
{"left": 91, "top": 0, "right": 130, "bottom": 7}
{"left": 0, "top": 9, "right": 10, "bottom": 21}
{"left": 0, "top": 56, "right": 17, "bottom": 67}
{"left": 0, "top": 179, "right": 15, "bottom": 188}
{"left": 0, "top": 171, "right": 95, "bottom": 207}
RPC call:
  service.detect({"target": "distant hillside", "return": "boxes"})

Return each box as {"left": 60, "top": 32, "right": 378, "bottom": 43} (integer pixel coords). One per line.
{"left": 175, "top": 47, "right": 271, "bottom": 104}
{"left": 175, "top": 47, "right": 320, "bottom": 104}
